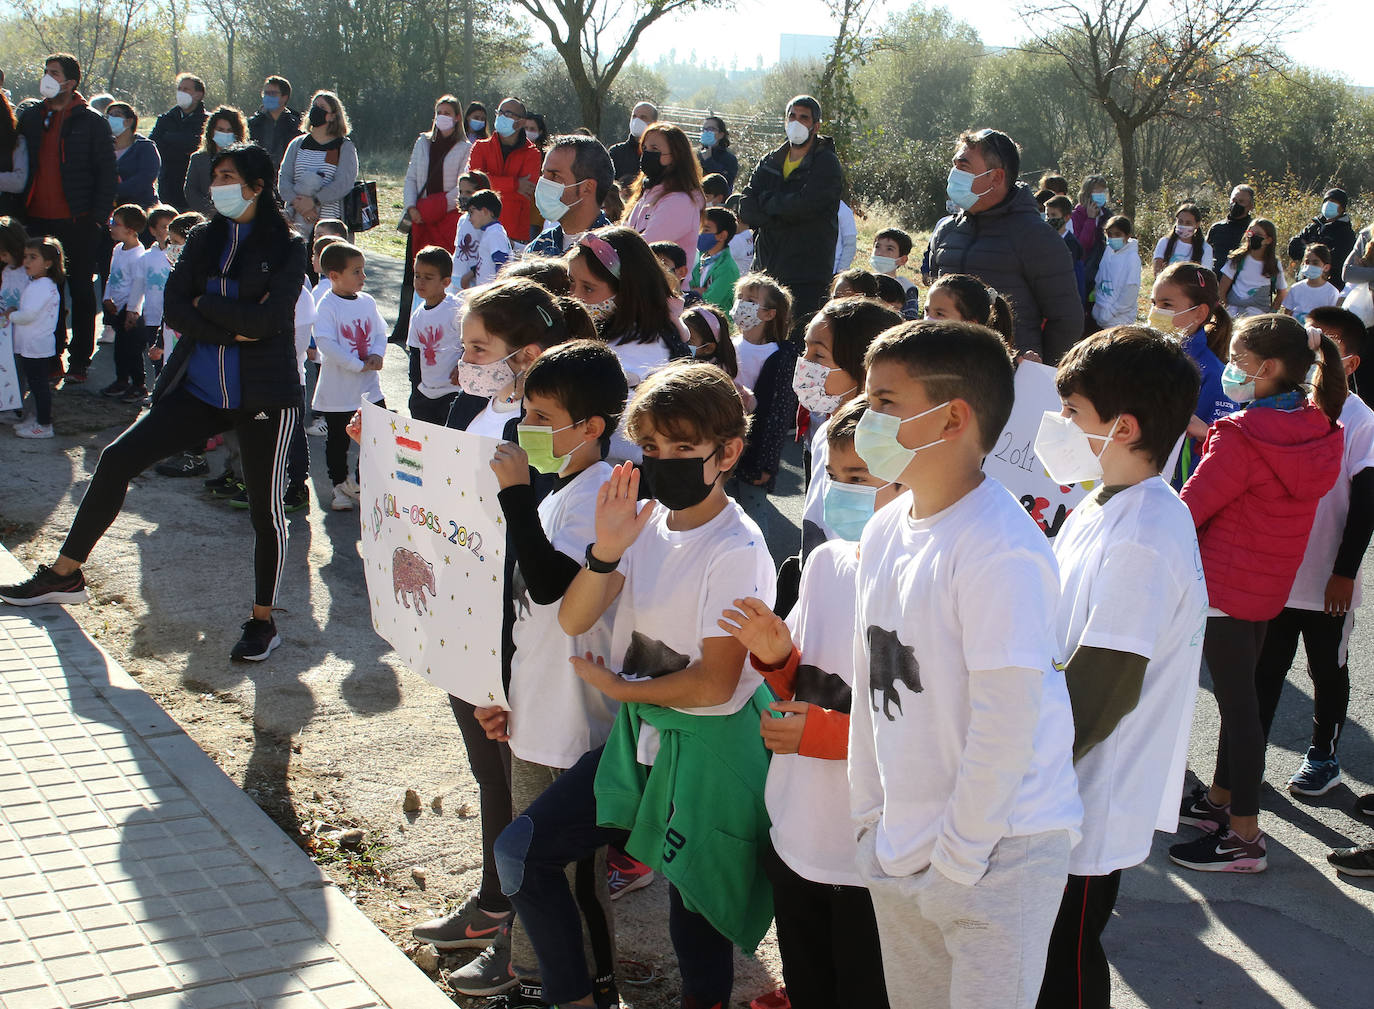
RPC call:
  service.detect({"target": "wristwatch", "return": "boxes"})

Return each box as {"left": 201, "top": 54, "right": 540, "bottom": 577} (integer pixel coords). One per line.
{"left": 584, "top": 543, "right": 619, "bottom": 574}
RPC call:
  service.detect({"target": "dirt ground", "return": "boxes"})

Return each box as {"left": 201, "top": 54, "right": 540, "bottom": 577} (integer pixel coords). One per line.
{"left": 0, "top": 317, "right": 785, "bottom": 1007}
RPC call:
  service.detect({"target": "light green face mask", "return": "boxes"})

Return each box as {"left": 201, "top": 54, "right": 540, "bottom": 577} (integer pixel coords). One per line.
{"left": 517, "top": 420, "right": 584, "bottom": 475}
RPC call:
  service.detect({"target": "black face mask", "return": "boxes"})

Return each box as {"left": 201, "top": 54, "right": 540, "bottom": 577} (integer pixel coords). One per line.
{"left": 1247, "top": 235, "right": 1265, "bottom": 251}
{"left": 639, "top": 149, "right": 665, "bottom": 186}
{"left": 639, "top": 448, "right": 720, "bottom": 511}
{"left": 1228, "top": 202, "right": 1249, "bottom": 221}
{"left": 308, "top": 105, "right": 328, "bottom": 128}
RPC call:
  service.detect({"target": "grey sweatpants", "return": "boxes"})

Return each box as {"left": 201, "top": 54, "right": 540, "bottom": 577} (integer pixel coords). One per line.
{"left": 859, "top": 827, "right": 1070, "bottom": 1009}
{"left": 508, "top": 755, "right": 615, "bottom": 985}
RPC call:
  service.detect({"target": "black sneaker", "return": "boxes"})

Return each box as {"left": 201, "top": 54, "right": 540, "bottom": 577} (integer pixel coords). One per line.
{"left": 119, "top": 385, "right": 148, "bottom": 404}
{"left": 0, "top": 564, "right": 89, "bottom": 606}
{"left": 155, "top": 452, "right": 209, "bottom": 477}
{"left": 1178, "top": 784, "right": 1229, "bottom": 833}
{"left": 230, "top": 617, "right": 280, "bottom": 662}
{"left": 1168, "top": 827, "right": 1267, "bottom": 873}
{"left": 487, "top": 983, "right": 545, "bottom": 1008}
{"left": 228, "top": 486, "right": 251, "bottom": 510}
{"left": 63, "top": 371, "right": 87, "bottom": 385}
{"left": 1356, "top": 793, "right": 1374, "bottom": 817}
{"left": 283, "top": 485, "right": 310, "bottom": 513}
{"left": 100, "top": 379, "right": 130, "bottom": 398}
{"left": 203, "top": 468, "right": 238, "bottom": 494}
{"left": 1328, "top": 844, "right": 1374, "bottom": 876}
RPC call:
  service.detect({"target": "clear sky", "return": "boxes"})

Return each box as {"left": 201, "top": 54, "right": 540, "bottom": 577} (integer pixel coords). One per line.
{"left": 634, "top": 0, "right": 1374, "bottom": 88}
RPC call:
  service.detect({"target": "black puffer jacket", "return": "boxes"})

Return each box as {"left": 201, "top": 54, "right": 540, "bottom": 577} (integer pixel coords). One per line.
{"left": 17, "top": 95, "right": 117, "bottom": 219}
{"left": 159, "top": 208, "right": 307, "bottom": 412}
{"left": 930, "top": 183, "right": 1084, "bottom": 362}
{"left": 248, "top": 106, "right": 303, "bottom": 171}
{"left": 738, "top": 136, "right": 844, "bottom": 284}
{"left": 149, "top": 103, "right": 208, "bottom": 208}
{"left": 1288, "top": 215, "right": 1358, "bottom": 287}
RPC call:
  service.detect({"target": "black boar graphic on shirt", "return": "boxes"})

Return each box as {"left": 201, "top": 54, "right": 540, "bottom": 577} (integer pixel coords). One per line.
{"left": 867, "top": 625, "right": 922, "bottom": 720}
{"left": 794, "top": 664, "right": 853, "bottom": 714}
{"left": 621, "top": 631, "right": 691, "bottom": 679}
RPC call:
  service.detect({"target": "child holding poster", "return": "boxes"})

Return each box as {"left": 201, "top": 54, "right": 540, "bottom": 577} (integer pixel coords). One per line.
{"left": 473, "top": 339, "right": 630, "bottom": 1009}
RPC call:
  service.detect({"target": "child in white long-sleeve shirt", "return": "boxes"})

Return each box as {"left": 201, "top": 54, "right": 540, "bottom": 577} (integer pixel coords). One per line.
{"left": 406, "top": 246, "right": 463, "bottom": 424}
{"left": 448, "top": 170, "right": 489, "bottom": 297}
{"left": 8, "top": 239, "right": 65, "bottom": 439}
{"left": 1091, "top": 215, "right": 1142, "bottom": 330}
{"left": 848, "top": 319, "right": 1081, "bottom": 1009}
{"left": 460, "top": 189, "right": 511, "bottom": 289}
{"left": 312, "top": 242, "right": 387, "bottom": 510}
{"left": 102, "top": 204, "right": 148, "bottom": 399}
{"left": 132, "top": 206, "right": 177, "bottom": 390}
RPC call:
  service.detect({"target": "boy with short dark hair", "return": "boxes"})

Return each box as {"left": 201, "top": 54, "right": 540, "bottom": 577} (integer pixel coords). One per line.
{"left": 102, "top": 203, "right": 150, "bottom": 399}
{"left": 870, "top": 227, "right": 920, "bottom": 319}
{"left": 406, "top": 245, "right": 462, "bottom": 424}
{"left": 463, "top": 189, "right": 511, "bottom": 288}
{"left": 1046, "top": 194, "right": 1086, "bottom": 302}
{"left": 848, "top": 320, "right": 1082, "bottom": 1009}
{"left": 1032, "top": 326, "right": 1206, "bottom": 1009}
{"left": 691, "top": 207, "right": 741, "bottom": 313}
{"left": 312, "top": 242, "right": 387, "bottom": 511}
{"left": 1256, "top": 308, "right": 1374, "bottom": 806}
{"left": 451, "top": 170, "right": 492, "bottom": 292}
{"left": 475, "top": 339, "right": 631, "bottom": 1009}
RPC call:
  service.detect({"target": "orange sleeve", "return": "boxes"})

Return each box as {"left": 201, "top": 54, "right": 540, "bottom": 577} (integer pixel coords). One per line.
{"left": 751, "top": 645, "right": 800, "bottom": 699}
{"left": 797, "top": 706, "right": 850, "bottom": 761}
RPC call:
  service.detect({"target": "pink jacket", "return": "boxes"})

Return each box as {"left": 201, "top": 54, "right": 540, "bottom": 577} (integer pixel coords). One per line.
{"left": 1181, "top": 403, "right": 1343, "bottom": 621}
{"left": 626, "top": 185, "right": 705, "bottom": 258}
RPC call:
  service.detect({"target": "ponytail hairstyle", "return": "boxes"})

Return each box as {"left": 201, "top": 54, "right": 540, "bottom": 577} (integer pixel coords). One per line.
{"left": 734, "top": 272, "right": 793, "bottom": 345}
{"left": 927, "top": 272, "right": 1015, "bottom": 348}
{"left": 682, "top": 304, "right": 738, "bottom": 377}
{"left": 464, "top": 278, "right": 579, "bottom": 357}
{"left": 1234, "top": 313, "right": 1345, "bottom": 423}
{"left": 1163, "top": 202, "right": 1204, "bottom": 264}
{"left": 1227, "top": 217, "right": 1280, "bottom": 278}
{"left": 1157, "top": 262, "right": 1231, "bottom": 362}
{"left": 25, "top": 236, "right": 66, "bottom": 289}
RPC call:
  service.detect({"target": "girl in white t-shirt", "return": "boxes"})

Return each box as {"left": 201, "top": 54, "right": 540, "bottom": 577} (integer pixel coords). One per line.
{"left": 567, "top": 227, "right": 689, "bottom": 462}
{"left": 720, "top": 399, "right": 902, "bottom": 1009}
{"left": 1219, "top": 218, "right": 1288, "bottom": 318}
{"left": 8, "top": 239, "right": 65, "bottom": 438}
{"left": 1152, "top": 201, "right": 1213, "bottom": 276}
{"left": 1282, "top": 243, "right": 1341, "bottom": 325}
{"left": 502, "top": 362, "right": 776, "bottom": 1009}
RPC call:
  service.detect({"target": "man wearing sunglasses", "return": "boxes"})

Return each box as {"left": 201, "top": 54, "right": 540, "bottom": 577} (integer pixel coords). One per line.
{"left": 929, "top": 128, "right": 1083, "bottom": 363}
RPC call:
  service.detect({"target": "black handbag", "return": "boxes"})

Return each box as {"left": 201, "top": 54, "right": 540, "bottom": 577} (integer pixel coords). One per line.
{"left": 343, "top": 179, "right": 380, "bottom": 232}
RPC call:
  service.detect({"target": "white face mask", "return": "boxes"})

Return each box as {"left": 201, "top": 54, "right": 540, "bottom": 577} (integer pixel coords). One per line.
{"left": 785, "top": 120, "right": 810, "bottom": 146}
{"left": 629, "top": 117, "right": 648, "bottom": 139}
{"left": 534, "top": 176, "right": 580, "bottom": 223}
{"left": 731, "top": 299, "right": 762, "bottom": 332}
{"left": 871, "top": 254, "right": 898, "bottom": 275}
{"left": 176, "top": 90, "right": 195, "bottom": 109}
{"left": 792, "top": 357, "right": 854, "bottom": 414}
{"left": 434, "top": 114, "right": 455, "bottom": 133}
{"left": 1034, "top": 412, "right": 1119, "bottom": 486}
{"left": 39, "top": 74, "right": 61, "bottom": 100}
{"left": 853, "top": 401, "right": 951, "bottom": 483}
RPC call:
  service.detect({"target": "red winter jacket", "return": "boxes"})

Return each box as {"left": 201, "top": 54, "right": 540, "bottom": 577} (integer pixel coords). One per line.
{"left": 1181, "top": 403, "right": 1343, "bottom": 621}
{"left": 466, "top": 135, "right": 541, "bottom": 244}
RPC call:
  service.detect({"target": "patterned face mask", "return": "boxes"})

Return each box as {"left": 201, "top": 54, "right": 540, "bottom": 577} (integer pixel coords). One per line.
{"left": 457, "top": 349, "right": 520, "bottom": 399}
{"left": 581, "top": 296, "right": 617, "bottom": 328}
{"left": 792, "top": 357, "right": 854, "bottom": 415}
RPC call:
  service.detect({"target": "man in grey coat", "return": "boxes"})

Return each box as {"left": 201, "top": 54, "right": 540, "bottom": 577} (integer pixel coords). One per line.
{"left": 930, "top": 129, "right": 1083, "bottom": 362}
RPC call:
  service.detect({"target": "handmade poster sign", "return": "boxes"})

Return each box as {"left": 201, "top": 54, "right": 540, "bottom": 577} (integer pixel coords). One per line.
{"left": 359, "top": 401, "right": 507, "bottom": 707}
{"left": 0, "top": 320, "right": 20, "bottom": 412}
{"left": 983, "top": 360, "right": 1091, "bottom": 539}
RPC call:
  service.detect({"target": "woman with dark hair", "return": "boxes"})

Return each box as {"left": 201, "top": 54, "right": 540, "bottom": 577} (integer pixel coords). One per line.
{"left": 523, "top": 112, "right": 549, "bottom": 152}
{"left": 624, "top": 122, "right": 705, "bottom": 258}
{"left": 697, "top": 114, "right": 738, "bottom": 188}
{"left": 107, "top": 100, "right": 162, "bottom": 208}
{"left": 0, "top": 90, "right": 28, "bottom": 217}
{"left": 183, "top": 105, "right": 248, "bottom": 217}
{"left": 465, "top": 101, "right": 489, "bottom": 143}
{"left": 0, "top": 143, "right": 309, "bottom": 663}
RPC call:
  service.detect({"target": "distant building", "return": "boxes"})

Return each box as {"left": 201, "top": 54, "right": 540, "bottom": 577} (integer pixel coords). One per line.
{"left": 779, "top": 34, "right": 833, "bottom": 64}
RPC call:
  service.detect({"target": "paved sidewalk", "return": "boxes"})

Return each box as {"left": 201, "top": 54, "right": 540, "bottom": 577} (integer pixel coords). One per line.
{"left": 0, "top": 548, "right": 453, "bottom": 1009}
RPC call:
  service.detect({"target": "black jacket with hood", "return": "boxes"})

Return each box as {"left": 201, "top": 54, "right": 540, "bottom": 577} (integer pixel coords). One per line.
{"left": 738, "top": 135, "right": 845, "bottom": 284}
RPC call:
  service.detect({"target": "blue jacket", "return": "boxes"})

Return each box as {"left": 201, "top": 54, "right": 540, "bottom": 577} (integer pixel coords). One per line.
{"left": 115, "top": 135, "right": 161, "bottom": 208}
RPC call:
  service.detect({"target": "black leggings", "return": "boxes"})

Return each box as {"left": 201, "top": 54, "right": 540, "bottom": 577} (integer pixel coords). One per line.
{"left": 61, "top": 386, "right": 297, "bottom": 607}
{"left": 1205, "top": 615, "right": 1268, "bottom": 817}
{"left": 448, "top": 693, "right": 513, "bottom": 914}
{"left": 322, "top": 399, "right": 384, "bottom": 486}
{"left": 1037, "top": 871, "right": 1123, "bottom": 1009}
{"left": 18, "top": 357, "right": 52, "bottom": 426}
{"left": 1255, "top": 606, "right": 1351, "bottom": 756}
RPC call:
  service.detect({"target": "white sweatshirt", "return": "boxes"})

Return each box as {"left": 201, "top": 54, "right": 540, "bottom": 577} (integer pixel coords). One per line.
{"left": 10, "top": 277, "right": 61, "bottom": 358}
{"left": 1092, "top": 238, "right": 1142, "bottom": 329}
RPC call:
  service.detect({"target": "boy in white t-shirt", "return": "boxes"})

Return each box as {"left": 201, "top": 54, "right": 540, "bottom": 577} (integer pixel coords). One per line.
{"left": 134, "top": 206, "right": 177, "bottom": 390}
{"left": 847, "top": 320, "right": 1082, "bottom": 1009}
{"left": 312, "top": 242, "right": 387, "bottom": 511}
{"left": 870, "top": 228, "right": 921, "bottom": 320}
{"left": 405, "top": 245, "right": 463, "bottom": 425}
{"left": 721, "top": 398, "right": 899, "bottom": 1009}
{"left": 459, "top": 189, "right": 512, "bottom": 289}
{"left": 449, "top": 170, "right": 489, "bottom": 296}
{"left": 473, "top": 341, "right": 630, "bottom": 1009}
{"left": 497, "top": 362, "right": 777, "bottom": 1009}
{"left": 1255, "top": 308, "right": 1374, "bottom": 804}
{"left": 1033, "top": 327, "right": 1206, "bottom": 1009}
{"left": 101, "top": 203, "right": 149, "bottom": 399}
{"left": 1282, "top": 242, "right": 1342, "bottom": 325}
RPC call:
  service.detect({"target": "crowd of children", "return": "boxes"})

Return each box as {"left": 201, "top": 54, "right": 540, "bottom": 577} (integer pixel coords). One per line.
{"left": 10, "top": 132, "right": 1374, "bottom": 1009}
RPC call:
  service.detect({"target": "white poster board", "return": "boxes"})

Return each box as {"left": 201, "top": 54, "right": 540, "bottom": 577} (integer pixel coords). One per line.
{"left": 0, "top": 322, "right": 20, "bottom": 413}
{"left": 983, "top": 360, "right": 1092, "bottom": 539}
{"left": 359, "top": 401, "right": 508, "bottom": 706}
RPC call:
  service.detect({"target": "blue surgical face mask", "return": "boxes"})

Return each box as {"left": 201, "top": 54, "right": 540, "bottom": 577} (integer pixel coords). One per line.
{"left": 1301, "top": 263, "right": 1326, "bottom": 281}
{"left": 700, "top": 128, "right": 717, "bottom": 147}
{"left": 824, "top": 481, "right": 890, "bottom": 541}
{"left": 1221, "top": 361, "right": 1260, "bottom": 403}
{"left": 1107, "top": 236, "right": 1126, "bottom": 252}
{"left": 107, "top": 115, "right": 128, "bottom": 136}
{"left": 494, "top": 113, "right": 518, "bottom": 138}
{"left": 946, "top": 166, "right": 995, "bottom": 211}
{"left": 213, "top": 130, "right": 236, "bottom": 148}
{"left": 1322, "top": 200, "right": 1340, "bottom": 220}
{"left": 1091, "top": 191, "right": 1108, "bottom": 207}
{"left": 469, "top": 118, "right": 485, "bottom": 134}
{"left": 262, "top": 94, "right": 281, "bottom": 111}
{"left": 210, "top": 182, "right": 253, "bottom": 219}
{"left": 696, "top": 232, "right": 719, "bottom": 254}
